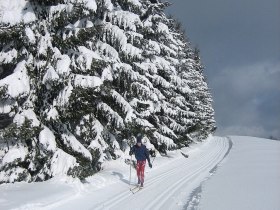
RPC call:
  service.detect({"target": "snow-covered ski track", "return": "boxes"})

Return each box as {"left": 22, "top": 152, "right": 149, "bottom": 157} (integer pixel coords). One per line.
{"left": 92, "top": 137, "right": 229, "bottom": 210}
{"left": 4, "top": 137, "right": 280, "bottom": 210}
{"left": 6, "top": 137, "right": 229, "bottom": 210}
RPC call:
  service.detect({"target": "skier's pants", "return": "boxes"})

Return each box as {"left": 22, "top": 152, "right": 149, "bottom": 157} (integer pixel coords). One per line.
{"left": 136, "top": 160, "right": 146, "bottom": 184}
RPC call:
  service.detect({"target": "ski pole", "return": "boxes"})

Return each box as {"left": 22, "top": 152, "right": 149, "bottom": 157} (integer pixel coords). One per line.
{"left": 151, "top": 156, "right": 156, "bottom": 164}
{"left": 129, "top": 154, "right": 132, "bottom": 187}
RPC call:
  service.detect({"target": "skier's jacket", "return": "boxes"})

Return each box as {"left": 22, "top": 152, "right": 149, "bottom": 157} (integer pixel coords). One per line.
{"left": 130, "top": 144, "right": 150, "bottom": 162}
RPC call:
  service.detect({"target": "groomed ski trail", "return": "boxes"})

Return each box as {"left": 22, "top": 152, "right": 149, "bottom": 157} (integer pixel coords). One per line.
{"left": 41, "top": 137, "right": 230, "bottom": 210}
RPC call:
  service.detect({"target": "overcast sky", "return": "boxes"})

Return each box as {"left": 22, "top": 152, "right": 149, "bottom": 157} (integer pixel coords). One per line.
{"left": 166, "top": 0, "right": 280, "bottom": 139}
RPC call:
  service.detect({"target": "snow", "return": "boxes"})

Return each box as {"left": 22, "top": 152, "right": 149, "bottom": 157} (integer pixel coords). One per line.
{"left": 0, "top": 49, "right": 17, "bottom": 64}
{"left": 85, "top": 20, "right": 94, "bottom": 28}
{"left": 152, "top": 56, "right": 175, "bottom": 73}
{"left": 122, "top": 43, "right": 142, "bottom": 59}
{"left": 0, "top": 0, "right": 216, "bottom": 196}
{"left": 160, "top": 43, "right": 177, "bottom": 57}
{"left": 96, "top": 41, "right": 120, "bottom": 61}
{"left": 74, "top": 74, "right": 103, "bottom": 88}
{"left": 56, "top": 55, "right": 71, "bottom": 76}
{"left": 50, "top": 149, "right": 78, "bottom": 177}
{"left": 157, "top": 22, "right": 169, "bottom": 34}
{"left": 179, "top": 85, "right": 192, "bottom": 94}
{"left": 61, "top": 132, "right": 92, "bottom": 161}
{"left": 46, "top": 107, "right": 59, "bottom": 120}
{"left": 0, "top": 100, "right": 12, "bottom": 114}
{"left": 39, "top": 127, "right": 57, "bottom": 152}
{"left": 0, "top": 136, "right": 279, "bottom": 210}
{"left": 102, "top": 0, "right": 114, "bottom": 11}
{"left": 127, "top": 0, "right": 141, "bottom": 7}
{"left": 97, "top": 102, "right": 125, "bottom": 129}
{"left": 126, "top": 31, "right": 143, "bottom": 43}
{"left": 198, "top": 136, "right": 280, "bottom": 210}
{"left": 135, "top": 118, "right": 154, "bottom": 128}
{"left": 146, "top": 39, "right": 161, "bottom": 55}
{"left": 88, "top": 140, "right": 102, "bottom": 151}
{"left": 134, "top": 62, "right": 158, "bottom": 74}
{"left": 55, "top": 81, "right": 73, "bottom": 107}
{"left": 49, "top": 4, "right": 73, "bottom": 20}
{"left": 0, "top": 167, "right": 31, "bottom": 183}
{"left": 101, "top": 21, "right": 142, "bottom": 60}
{"left": 25, "top": 27, "right": 36, "bottom": 44}
{"left": 13, "top": 109, "right": 40, "bottom": 127}
{"left": 1, "top": 144, "right": 28, "bottom": 165}
{"left": 153, "top": 75, "right": 170, "bottom": 88}
{"left": 108, "top": 10, "right": 142, "bottom": 32}
{"left": 0, "top": 136, "right": 223, "bottom": 209}
{"left": 77, "top": 46, "right": 102, "bottom": 70}
{"left": 38, "top": 33, "right": 52, "bottom": 57}
{"left": 153, "top": 131, "right": 176, "bottom": 148}
{"left": 111, "top": 90, "right": 133, "bottom": 114}
{"left": 101, "top": 66, "right": 113, "bottom": 81}
{"left": 83, "top": 0, "right": 97, "bottom": 12}
{"left": 42, "top": 66, "right": 59, "bottom": 85}
{"left": 143, "top": 16, "right": 153, "bottom": 28}
{"left": 0, "top": 61, "right": 30, "bottom": 98}
{"left": 0, "top": 0, "right": 36, "bottom": 26}
{"left": 160, "top": 125, "right": 177, "bottom": 138}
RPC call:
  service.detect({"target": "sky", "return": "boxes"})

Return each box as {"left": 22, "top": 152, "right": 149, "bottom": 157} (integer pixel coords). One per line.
{"left": 166, "top": 0, "right": 280, "bottom": 139}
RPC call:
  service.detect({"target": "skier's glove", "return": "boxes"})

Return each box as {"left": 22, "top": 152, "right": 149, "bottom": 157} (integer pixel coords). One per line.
{"left": 129, "top": 151, "right": 133, "bottom": 156}
{"left": 149, "top": 162, "right": 152, "bottom": 168}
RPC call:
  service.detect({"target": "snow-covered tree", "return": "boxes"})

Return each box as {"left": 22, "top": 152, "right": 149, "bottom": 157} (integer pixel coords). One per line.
{"left": 0, "top": 0, "right": 215, "bottom": 183}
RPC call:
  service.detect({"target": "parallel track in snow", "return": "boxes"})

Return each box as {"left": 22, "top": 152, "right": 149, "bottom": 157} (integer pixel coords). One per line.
{"left": 93, "top": 137, "right": 229, "bottom": 210}
{"left": 25, "top": 137, "right": 229, "bottom": 210}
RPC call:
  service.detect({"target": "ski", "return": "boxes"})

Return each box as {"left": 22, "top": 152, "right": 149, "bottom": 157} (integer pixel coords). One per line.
{"left": 129, "top": 185, "right": 139, "bottom": 191}
{"left": 130, "top": 186, "right": 143, "bottom": 194}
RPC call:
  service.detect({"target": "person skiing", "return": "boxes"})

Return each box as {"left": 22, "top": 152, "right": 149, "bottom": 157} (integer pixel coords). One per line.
{"left": 129, "top": 134, "right": 152, "bottom": 188}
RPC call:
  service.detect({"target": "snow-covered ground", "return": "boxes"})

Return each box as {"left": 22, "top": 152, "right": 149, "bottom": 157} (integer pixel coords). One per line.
{"left": 0, "top": 136, "right": 279, "bottom": 210}
{"left": 198, "top": 136, "right": 280, "bottom": 210}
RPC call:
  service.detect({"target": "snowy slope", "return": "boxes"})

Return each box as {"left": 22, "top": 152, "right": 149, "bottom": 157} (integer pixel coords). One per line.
{"left": 1, "top": 136, "right": 278, "bottom": 210}
{"left": 198, "top": 136, "right": 280, "bottom": 210}
{"left": 0, "top": 136, "right": 228, "bottom": 210}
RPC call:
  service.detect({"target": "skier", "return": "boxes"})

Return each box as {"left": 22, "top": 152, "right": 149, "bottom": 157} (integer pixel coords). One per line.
{"left": 129, "top": 134, "right": 152, "bottom": 188}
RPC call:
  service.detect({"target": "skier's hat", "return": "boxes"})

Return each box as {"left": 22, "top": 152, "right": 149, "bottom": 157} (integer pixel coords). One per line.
{"left": 136, "top": 133, "right": 142, "bottom": 143}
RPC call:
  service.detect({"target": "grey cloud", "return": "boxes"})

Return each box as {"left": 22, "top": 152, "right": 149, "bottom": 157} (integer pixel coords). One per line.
{"left": 166, "top": 0, "right": 280, "bottom": 138}
{"left": 167, "top": 0, "right": 280, "bottom": 67}
{"left": 211, "top": 61, "right": 280, "bottom": 138}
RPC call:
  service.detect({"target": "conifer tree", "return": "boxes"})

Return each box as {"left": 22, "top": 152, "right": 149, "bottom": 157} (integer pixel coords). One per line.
{"left": 0, "top": 0, "right": 216, "bottom": 183}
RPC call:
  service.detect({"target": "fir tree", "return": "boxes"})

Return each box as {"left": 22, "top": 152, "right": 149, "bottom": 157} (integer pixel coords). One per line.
{"left": 0, "top": 0, "right": 216, "bottom": 183}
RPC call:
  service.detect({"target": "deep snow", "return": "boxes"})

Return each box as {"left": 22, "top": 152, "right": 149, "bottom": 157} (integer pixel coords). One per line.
{"left": 0, "top": 136, "right": 279, "bottom": 210}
